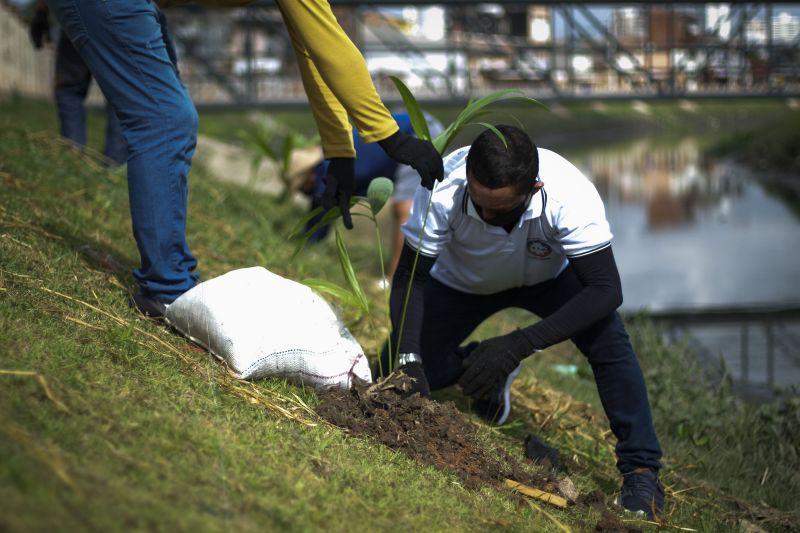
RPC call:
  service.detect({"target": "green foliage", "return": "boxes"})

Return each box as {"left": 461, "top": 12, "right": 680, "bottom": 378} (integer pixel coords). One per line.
{"left": 237, "top": 114, "right": 320, "bottom": 201}
{"left": 289, "top": 198, "right": 376, "bottom": 319}
{"left": 5, "top": 99, "right": 800, "bottom": 532}
{"left": 289, "top": 205, "right": 342, "bottom": 257}
{"left": 705, "top": 108, "right": 800, "bottom": 166}
{"left": 625, "top": 316, "right": 800, "bottom": 512}
{"left": 2, "top": 119, "right": 536, "bottom": 532}
{"left": 333, "top": 226, "right": 370, "bottom": 317}
{"left": 389, "top": 77, "right": 433, "bottom": 141}
{"left": 301, "top": 277, "right": 365, "bottom": 316}
{"left": 390, "top": 76, "right": 547, "bottom": 155}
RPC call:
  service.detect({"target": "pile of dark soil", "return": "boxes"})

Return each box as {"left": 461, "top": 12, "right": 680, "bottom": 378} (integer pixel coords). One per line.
{"left": 316, "top": 371, "right": 655, "bottom": 530}
{"left": 316, "top": 371, "right": 555, "bottom": 491}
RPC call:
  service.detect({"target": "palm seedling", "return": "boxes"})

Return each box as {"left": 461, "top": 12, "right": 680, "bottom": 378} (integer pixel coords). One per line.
{"left": 239, "top": 116, "right": 320, "bottom": 203}
{"left": 290, "top": 77, "right": 546, "bottom": 375}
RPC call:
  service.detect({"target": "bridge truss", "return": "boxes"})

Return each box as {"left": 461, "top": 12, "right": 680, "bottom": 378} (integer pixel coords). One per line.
{"left": 163, "top": 2, "right": 800, "bottom": 105}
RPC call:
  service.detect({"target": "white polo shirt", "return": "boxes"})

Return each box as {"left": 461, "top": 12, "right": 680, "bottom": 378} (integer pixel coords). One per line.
{"left": 401, "top": 146, "right": 613, "bottom": 295}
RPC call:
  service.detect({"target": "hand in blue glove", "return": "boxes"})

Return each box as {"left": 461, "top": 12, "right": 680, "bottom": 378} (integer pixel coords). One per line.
{"left": 378, "top": 131, "right": 443, "bottom": 190}
{"left": 321, "top": 157, "right": 355, "bottom": 229}
{"left": 458, "top": 330, "right": 534, "bottom": 400}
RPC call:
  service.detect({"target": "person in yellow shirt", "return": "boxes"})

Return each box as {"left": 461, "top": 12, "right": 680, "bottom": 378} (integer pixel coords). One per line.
{"left": 44, "top": 0, "right": 443, "bottom": 317}
{"left": 275, "top": 2, "right": 442, "bottom": 227}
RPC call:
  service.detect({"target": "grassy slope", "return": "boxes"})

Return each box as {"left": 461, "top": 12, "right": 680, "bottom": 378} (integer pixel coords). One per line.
{"left": 1, "top": 99, "right": 798, "bottom": 532}
{"left": 198, "top": 97, "right": 798, "bottom": 153}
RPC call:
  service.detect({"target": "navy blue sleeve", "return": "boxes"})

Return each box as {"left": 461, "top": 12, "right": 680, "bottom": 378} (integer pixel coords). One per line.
{"left": 520, "top": 245, "right": 623, "bottom": 350}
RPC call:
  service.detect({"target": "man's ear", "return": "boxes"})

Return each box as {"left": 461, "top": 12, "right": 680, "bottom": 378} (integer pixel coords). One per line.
{"left": 533, "top": 179, "right": 545, "bottom": 191}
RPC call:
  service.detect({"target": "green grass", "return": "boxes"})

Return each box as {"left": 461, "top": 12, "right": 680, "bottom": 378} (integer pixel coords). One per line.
{"left": 1, "top": 99, "right": 798, "bottom": 532}
{"left": 706, "top": 110, "right": 800, "bottom": 172}
{"left": 197, "top": 97, "right": 800, "bottom": 154}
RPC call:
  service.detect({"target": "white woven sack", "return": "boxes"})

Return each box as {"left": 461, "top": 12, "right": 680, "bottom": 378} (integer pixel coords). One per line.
{"left": 164, "top": 266, "right": 371, "bottom": 388}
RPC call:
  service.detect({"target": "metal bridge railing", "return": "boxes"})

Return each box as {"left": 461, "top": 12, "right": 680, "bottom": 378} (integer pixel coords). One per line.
{"left": 634, "top": 303, "right": 800, "bottom": 398}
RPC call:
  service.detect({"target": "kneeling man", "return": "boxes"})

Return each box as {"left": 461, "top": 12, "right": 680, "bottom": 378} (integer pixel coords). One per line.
{"left": 383, "top": 125, "right": 664, "bottom": 518}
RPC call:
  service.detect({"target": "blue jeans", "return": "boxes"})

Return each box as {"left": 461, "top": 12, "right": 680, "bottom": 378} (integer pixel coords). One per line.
{"left": 47, "top": 0, "right": 199, "bottom": 302}
{"left": 411, "top": 266, "right": 663, "bottom": 474}
{"left": 55, "top": 31, "right": 127, "bottom": 165}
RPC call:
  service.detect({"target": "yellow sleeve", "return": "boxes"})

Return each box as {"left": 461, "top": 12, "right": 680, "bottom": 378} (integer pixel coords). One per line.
{"left": 275, "top": 0, "right": 399, "bottom": 159}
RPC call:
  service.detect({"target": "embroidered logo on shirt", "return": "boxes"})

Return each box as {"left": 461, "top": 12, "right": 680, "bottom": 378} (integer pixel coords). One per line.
{"left": 527, "top": 238, "right": 552, "bottom": 258}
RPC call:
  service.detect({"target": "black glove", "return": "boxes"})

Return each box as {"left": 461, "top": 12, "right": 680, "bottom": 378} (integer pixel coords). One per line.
{"left": 398, "top": 362, "right": 430, "bottom": 399}
{"left": 321, "top": 157, "right": 355, "bottom": 229}
{"left": 378, "top": 131, "right": 443, "bottom": 190}
{"left": 29, "top": 9, "right": 51, "bottom": 49}
{"left": 524, "top": 434, "right": 564, "bottom": 472}
{"left": 458, "top": 330, "right": 534, "bottom": 400}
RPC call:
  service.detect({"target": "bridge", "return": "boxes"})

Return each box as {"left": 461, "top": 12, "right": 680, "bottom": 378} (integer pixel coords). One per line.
{"left": 163, "top": 2, "right": 800, "bottom": 106}
{"left": 625, "top": 303, "right": 800, "bottom": 401}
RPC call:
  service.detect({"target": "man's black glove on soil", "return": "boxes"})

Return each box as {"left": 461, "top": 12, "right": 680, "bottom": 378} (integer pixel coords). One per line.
{"left": 524, "top": 434, "right": 563, "bottom": 472}
{"left": 29, "top": 9, "right": 51, "bottom": 49}
{"left": 378, "top": 131, "right": 443, "bottom": 190}
{"left": 321, "top": 157, "right": 355, "bottom": 229}
{"left": 398, "top": 362, "right": 430, "bottom": 398}
{"left": 458, "top": 330, "right": 534, "bottom": 399}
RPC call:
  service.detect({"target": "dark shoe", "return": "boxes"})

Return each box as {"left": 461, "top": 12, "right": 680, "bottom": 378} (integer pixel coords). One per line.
{"left": 471, "top": 364, "right": 521, "bottom": 425}
{"left": 132, "top": 290, "right": 167, "bottom": 319}
{"left": 614, "top": 467, "right": 664, "bottom": 519}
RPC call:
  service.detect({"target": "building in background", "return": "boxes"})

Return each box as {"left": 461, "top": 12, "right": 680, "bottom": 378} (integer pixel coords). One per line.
{"left": 3, "top": 2, "right": 799, "bottom": 105}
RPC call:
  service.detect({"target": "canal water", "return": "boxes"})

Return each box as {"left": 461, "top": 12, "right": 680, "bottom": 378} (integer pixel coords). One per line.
{"left": 561, "top": 137, "right": 800, "bottom": 395}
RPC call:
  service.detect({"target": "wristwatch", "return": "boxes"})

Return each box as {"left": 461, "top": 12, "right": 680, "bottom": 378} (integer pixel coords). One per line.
{"left": 397, "top": 352, "right": 422, "bottom": 366}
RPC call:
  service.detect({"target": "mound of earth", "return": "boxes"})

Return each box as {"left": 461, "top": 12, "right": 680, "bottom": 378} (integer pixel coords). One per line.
{"left": 315, "top": 371, "right": 654, "bottom": 530}
{"left": 316, "top": 370, "right": 555, "bottom": 492}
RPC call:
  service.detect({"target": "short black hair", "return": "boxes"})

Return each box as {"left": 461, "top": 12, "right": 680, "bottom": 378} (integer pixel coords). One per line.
{"left": 466, "top": 125, "right": 538, "bottom": 193}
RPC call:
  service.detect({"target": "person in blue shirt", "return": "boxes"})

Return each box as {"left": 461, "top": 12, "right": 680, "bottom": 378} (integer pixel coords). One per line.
{"left": 306, "top": 111, "right": 443, "bottom": 280}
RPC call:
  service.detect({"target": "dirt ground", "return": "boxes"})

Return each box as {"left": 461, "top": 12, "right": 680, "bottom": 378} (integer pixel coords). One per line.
{"left": 316, "top": 371, "right": 556, "bottom": 492}
{"left": 316, "top": 371, "right": 646, "bottom": 531}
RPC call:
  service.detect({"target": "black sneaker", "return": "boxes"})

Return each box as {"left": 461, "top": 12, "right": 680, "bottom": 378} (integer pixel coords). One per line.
{"left": 471, "top": 364, "right": 521, "bottom": 425}
{"left": 614, "top": 468, "right": 665, "bottom": 519}
{"left": 132, "top": 290, "right": 167, "bottom": 319}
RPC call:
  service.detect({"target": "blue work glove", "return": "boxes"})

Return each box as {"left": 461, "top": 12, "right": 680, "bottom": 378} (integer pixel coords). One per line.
{"left": 378, "top": 131, "right": 443, "bottom": 190}
{"left": 29, "top": 9, "right": 51, "bottom": 49}
{"left": 398, "top": 362, "right": 430, "bottom": 399}
{"left": 458, "top": 330, "right": 534, "bottom": 400}
{"left": 321, "top": 157, "right": 355, "bottom": 229}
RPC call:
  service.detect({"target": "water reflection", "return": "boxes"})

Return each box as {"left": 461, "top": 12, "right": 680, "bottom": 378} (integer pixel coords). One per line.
{"left": 562, "top": 137, "right": 800, "bottom": 395}
{"left": 581, "top": 138, "right": 749, "bottom": 230}
{"left": 564, "top": 137, "right": 800, "bottom": 310}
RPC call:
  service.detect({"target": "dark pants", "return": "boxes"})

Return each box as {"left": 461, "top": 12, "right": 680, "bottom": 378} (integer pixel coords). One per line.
{"left": 419, "top": 266, "right": 662, "bottom": 474}
{"left": 54, "top": 32, "right": 128, "bottom": 165}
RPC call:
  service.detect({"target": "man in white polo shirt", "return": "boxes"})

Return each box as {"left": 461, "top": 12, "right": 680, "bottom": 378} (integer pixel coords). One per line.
{"left": 382, "top": 125, "right": 664, "bottom": 518}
